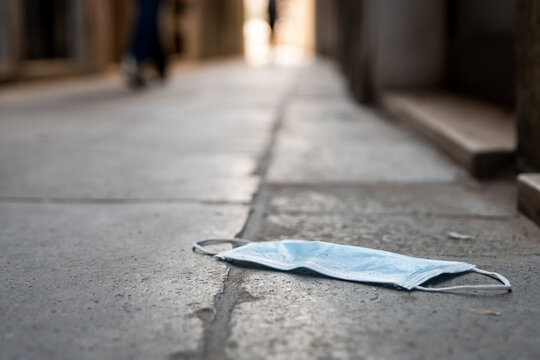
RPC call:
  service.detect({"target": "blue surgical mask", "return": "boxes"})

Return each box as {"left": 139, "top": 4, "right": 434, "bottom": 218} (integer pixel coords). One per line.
{"left": 193, "top": 239, "right": 511, "bottom": 292}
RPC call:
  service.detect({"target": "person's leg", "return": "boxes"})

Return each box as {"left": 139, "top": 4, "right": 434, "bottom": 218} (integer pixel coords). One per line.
{"left": 129, "top": 0, "right": 158, "bottom": 62}
{"left": 268, "top": 0, "right": 277, "bottom": 43}
{"left": 153, "top": 34, "right": 167, "bottom": 79}
{"left": 125, "top": 0, "right": 162, "bottom": 87}
{"left": 149, "top": 0, "right": 167, "bottom": 80}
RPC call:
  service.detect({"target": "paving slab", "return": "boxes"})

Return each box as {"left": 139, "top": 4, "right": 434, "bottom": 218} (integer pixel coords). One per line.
{"left": 233, "top": 59, "right": 539, "bottom": 359}
{"left": 0, "top": 141, "right": 259, "bottom": 201}
{"left": 217, "top": 63, "right": 540, "bottom": 359}
{"left": 294, "top": 61, "right": 349, "bottom": 98}
{"left": 257, "top": 212, "right": 540, "bottom": 257}
{"left": 0, "top": 60, "right": 299, "bottom": 359}
{"left": 225, "top": 256, "right": 539, "bottom": 360}
{"left": 268, "top": 98, "right": 464, "bottom": 183}
{"left": 0, "top": 63, "right": 296, "bottom": 203}
{"left": 267, "top": 182, "right": 517, "bottom": 217}
{"left": 281, "top": 100, "right": 414, "bottom": 145}
{"left": 0, "top": 202, "right": 248, "bottom": 360}
{"left": 268, "top": 134, "right": 463, "bottom": 183}
{"left": 2, "top": 57, "right": 538, "bottom": 360}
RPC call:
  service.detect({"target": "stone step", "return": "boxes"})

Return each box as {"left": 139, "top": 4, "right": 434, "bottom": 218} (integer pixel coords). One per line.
{"left": 518, "top": 173, "right": 540, "bottom": 226}
{"left": 382, "top": 91, "right": 516, "bottom": 178}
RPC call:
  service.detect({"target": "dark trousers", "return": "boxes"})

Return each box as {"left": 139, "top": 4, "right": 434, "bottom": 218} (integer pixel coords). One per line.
{"left": 129, "top": 0, "right": 166, "bottom": 74}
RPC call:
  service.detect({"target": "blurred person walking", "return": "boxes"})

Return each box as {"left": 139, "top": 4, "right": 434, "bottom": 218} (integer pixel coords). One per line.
{"left": 268, "top": 0, "right": 277, "bottom": 44}
{"left": 124, "top": 0, "right": 168, "bottom": 88}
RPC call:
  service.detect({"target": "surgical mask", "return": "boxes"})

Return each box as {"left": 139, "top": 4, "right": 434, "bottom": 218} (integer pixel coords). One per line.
{"left": 193, "top": 238, "right": 511, "bottom": 292}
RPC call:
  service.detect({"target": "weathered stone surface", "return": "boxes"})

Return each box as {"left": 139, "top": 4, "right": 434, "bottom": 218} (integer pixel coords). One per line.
{"left": 0, "top": 202, "right": 248, "bottom": 360}
{"left": 2, "top": 57, "right": 539, "bottom": 360}
{"left": 294, "top": 61, "right": 348, "bottom": 97}
{"left": 226, "top": 256, "right": 539, "bottom": 360}
{"left": 257, "top": 211, "right": 540, "bottom": 258}
{"left": 0, "top": 60, "right": 297, "bottom": 359}
{"left": 268, "top": 182, "right": 517, "bottom": 217}
{"left": 283, "top": 99, "right": 410, "bottom": 140}
{"left": 226, "top": 59, "right": 540, "bottom": 360}
{"left": 268, "top": 96, "right": 463, "bottom": 183}
{"left": 0, "top": 141, "right": 260, "bottom": 201}
{"left": 0, "top": 63, "right": 295, "bottom": 203}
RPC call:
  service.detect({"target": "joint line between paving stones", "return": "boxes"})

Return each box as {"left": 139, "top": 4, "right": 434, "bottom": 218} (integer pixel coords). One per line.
{"left": 198, "top": 76, "right": 299, "bottom": 360}
{"left": 0, "top": 196, "right": 247, "bottom": 206}
{"left": 269, "top": 209, "right": 517, "bottom": 220}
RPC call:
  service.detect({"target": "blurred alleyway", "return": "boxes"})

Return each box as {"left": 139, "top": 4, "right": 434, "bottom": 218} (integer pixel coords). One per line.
{"left": 1, "top": 60, "right": 539, "bottom": 359}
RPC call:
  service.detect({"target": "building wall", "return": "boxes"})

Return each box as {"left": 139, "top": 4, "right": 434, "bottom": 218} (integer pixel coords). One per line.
{"left": 196, "top": 0, "right": 244, "bottom": 59}
{"left": 316, "top": 0, "right": 517, "bottom": 103}
{"left": 373, "top": 0, "right": 446, "bottom": 91}
{"left": 315, "top": 0, "right": 338, "bottom": 57}
{"left": 517, "top": 0, "right": 540, "bottom": 170}
{"left": 447, "top": 0, "right": 516, "bottom": 107}
{"left": 0, "top": 0, "right": 244, "bottom": 82}
{"left": 316, "top": 0, "right": 539, "bottom": 172}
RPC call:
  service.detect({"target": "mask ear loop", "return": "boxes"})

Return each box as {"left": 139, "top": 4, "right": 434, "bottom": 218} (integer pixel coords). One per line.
{"left": 193, "top": 238, "right": 251, "bottom": 256}
{"left": 415, "top": 268, "right": 511, "bottom": 292}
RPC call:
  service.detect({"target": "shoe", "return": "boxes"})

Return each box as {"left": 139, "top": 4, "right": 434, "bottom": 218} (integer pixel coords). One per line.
{"left": 122, "top": 55, "right": 146, "bottom": 89}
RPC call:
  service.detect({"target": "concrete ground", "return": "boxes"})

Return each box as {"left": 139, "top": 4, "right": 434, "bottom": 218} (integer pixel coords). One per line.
{"left": 0, "top": 60, "right": 539, "bottom": 360}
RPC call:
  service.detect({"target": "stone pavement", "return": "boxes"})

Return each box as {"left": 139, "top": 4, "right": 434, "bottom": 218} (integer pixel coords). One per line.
{"left": 0, "top": 60, "right": 539, "bottom": 360}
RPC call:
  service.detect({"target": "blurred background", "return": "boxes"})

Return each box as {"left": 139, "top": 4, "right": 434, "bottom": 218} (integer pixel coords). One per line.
{"left": 0, "top": 0, "right": 526, "bottom": 106}
{"left": 0, "top": 0, "right": 538, "bottom": 213}
{"left": 0, "top": 0, "right": 315, "bottom": 79}
{"left": 0, "top": 0, "right": 527, "bottom": 108}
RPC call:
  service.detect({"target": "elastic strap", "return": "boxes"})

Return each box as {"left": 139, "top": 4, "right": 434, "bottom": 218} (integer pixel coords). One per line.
{"left": 415, "top": 268, "right": 511, "bottom": 292}
{"left": 192, "top": 238, "right": 251, "bottom": 256}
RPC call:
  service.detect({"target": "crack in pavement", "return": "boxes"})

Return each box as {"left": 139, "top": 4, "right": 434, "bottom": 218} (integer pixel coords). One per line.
{"left": 196, "top": 77, "right": 299, "bottom": 360}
